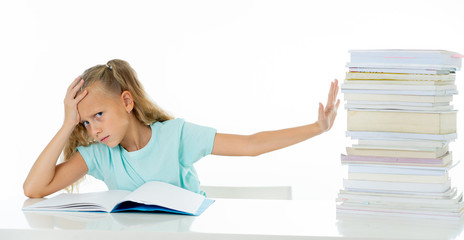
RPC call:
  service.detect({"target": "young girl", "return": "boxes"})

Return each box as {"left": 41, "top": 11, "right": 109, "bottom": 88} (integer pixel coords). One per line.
{"left": 23, "top": 59, "right": 340, "bottom": 198}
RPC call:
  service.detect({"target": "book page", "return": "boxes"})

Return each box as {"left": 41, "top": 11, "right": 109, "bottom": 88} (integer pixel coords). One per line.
{"left": 120, "top": 181, "right": 205, "bottom": 215}
{"left": 24, "top": 190, "right": 130, "bottom": 212}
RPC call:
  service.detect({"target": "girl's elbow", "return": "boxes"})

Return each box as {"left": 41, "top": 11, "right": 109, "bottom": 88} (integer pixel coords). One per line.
{"left": 247, "top": 147, "right": 263, "bottom": 157}
{"left": 23, "top": 188, "right": 37, "bottom": 198}
{"left": 249, "top": 150, "right": 262, "bottom": 157}
{"left": 24, "top": 191, "right": 43, "bottom": 199}
{"left": 23, "top": 183, "right": 45, "bottom": 198}
{"left": 246, "top": 135, "right": 263, "bottom": 157}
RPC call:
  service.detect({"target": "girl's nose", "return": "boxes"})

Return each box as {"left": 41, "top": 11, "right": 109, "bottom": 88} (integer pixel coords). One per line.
{"left": 91, "top": 125, "right": 102, "bottom": 136}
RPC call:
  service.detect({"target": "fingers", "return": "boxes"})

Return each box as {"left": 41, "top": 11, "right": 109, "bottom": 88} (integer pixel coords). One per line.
{"left": 333, "top": 79, "right": 339, "bottom": 100}
{"left": 327, "top": 78, "right": 340, "bottom": 108}
{"left": 74, "top": 89, "right": 88, "bottom": 103}
{"left": 68, "top": 76, "right": 82, "bottom": 91}
{"left": 67, "top": 77, "right": 85, "bottom": 100}
{"left": 318, "top": 79, "right": 340, "bottom": 132}
{"left": 327, "top": 81, "right": 334, "bottom": 106}
{"left": 329, "top": 100, "right": 341, "bottom": 127}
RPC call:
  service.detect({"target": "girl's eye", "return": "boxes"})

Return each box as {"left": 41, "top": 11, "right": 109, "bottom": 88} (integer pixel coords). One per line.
{"left": 82, "top": 121, "right": 89, "bottom": 127}
{"left": 96, "top": 112, "right": 103, "bottom": 118}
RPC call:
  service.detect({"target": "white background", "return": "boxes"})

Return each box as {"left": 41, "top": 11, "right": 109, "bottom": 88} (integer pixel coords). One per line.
{"left": 1, "top": 0, "right": 463, "bottom": 201}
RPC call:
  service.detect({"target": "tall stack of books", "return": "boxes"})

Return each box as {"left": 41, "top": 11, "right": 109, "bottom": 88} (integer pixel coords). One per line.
{"left": 337, "top": 49, "right": 464, "bottom": 220}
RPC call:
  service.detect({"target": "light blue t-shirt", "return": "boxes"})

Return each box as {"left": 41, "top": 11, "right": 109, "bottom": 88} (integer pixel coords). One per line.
{"left": 77, "top": 118, "right": 216, "bottom": 195}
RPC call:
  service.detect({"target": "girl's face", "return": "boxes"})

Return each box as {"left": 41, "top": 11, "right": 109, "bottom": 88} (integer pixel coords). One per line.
{"left": 77, "top": 82, "right": 130, "bottom": 148}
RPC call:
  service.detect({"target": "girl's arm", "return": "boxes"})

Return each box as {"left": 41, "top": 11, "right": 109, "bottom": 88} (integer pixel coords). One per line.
{"left": 23, "top": 127, "right": 88, "bottom": 197}
{"left": 23, "top": 76, "right": 89, "bottom": 198}
{"left": 212, "top": 79, "right": 340, "bottom": 157}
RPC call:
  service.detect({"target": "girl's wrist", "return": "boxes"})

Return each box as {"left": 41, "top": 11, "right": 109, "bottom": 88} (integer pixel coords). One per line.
{"left": 314, "top": 121, "right": 326, "bottom": 135}
{"left": 61, "top": 121, "right": 77, "bottom": 133}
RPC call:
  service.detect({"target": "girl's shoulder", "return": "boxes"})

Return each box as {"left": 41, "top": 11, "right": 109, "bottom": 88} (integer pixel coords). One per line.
{"left": 76, "top": 142, "right": 117, "bottom": 165}
{"left": 153, "top": 118, "right": 185, "bottom": 128}
{"left": 77, "top": 142, "right": 112, "bottom": 153}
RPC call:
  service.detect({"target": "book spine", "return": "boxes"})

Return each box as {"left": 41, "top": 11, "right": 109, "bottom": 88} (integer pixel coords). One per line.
{"left": 348, "top": 165, "right": 448, "bottom": 176}
{"left": 345, "top": 72, "right": 456, "bottom": 81}
{"left": 347, "top": 173, "right": 448, "bottom": 184}
{"left": 341, "top": 83, "right": 456, "bottom": 91}
{"left": 346, "top": 131, "right": 457, "bottom": 141}
{"left": 341, "top": 154, "right": 448, "bottom": 164}
{"left": 345, "top": 148, "right": 445, "bottom": 159}
{"left": 343, "top": 179, "right": 450, "bottom": 193}
{"left": 343, "top": 93, "right": 453, "bottom": 103}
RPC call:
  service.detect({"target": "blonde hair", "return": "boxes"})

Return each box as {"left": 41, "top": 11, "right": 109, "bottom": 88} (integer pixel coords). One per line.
{"left": 63, "top": 59, "right": 173, "bottom": 192}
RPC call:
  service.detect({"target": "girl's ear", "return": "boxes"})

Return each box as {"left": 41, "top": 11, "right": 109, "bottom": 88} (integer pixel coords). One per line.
{"left": 120, "top": 90, "right": 134, "bottom": 113}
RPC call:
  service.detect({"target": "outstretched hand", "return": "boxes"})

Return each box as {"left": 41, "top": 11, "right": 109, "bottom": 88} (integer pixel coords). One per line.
{"left": 317, "top": 79, "right": 340, "bottom": 132}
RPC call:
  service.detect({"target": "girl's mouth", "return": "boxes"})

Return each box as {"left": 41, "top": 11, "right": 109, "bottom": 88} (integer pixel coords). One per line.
{"left": 100, "top": 136, "right": 110, "bottom": 142}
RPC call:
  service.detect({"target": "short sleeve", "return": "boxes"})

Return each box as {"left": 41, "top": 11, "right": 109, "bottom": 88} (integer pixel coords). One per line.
{"left": 77, "top": 144, "right": 105, "bottom": 181}
{"left": 179, "top": 120, "right": 217, "bottom": 166}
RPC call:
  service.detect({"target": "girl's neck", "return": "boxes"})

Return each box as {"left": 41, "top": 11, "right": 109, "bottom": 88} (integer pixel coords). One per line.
{"left": 119, "top": 117, "right": 152, "bottom": 152}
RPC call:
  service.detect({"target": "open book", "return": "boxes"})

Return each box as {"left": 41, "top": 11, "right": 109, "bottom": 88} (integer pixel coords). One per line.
{"left": 22, "top": 181, "right": 215, "bottom": 216}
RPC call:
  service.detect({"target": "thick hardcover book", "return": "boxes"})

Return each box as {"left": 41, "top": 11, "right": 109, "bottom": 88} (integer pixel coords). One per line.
{"left": 341, "top": 83, "right": 457, "bottom": 91}
{"left": 345, "top": 103, "right": 453, "bottom": 111}
{"left": 346, "top": 131, "right": 457, "bottom": 141}
{"left": 357, "top": 139, "right": 449, "bottom": 149}
{"left": 343, "top": 93, "right": 453, "bottom": 103}
{"left": 347, "top": 110, "right": 457, "bottom": 134}
{"left": 345, "top": 146, "right": 449, "bottom": 159}
{"left": 348, "top": 49, "right": 462, "bottom": 69}
{"left": 343, "top": 179, "right": 451, "bottom": 193}
{"left": 347, "top": 172, "right": 449, "bottom": 184}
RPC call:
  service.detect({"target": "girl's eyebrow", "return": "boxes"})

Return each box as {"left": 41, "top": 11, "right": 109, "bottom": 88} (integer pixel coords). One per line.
{"left": 80, "top": 111, "right": 101, "bottom": 123}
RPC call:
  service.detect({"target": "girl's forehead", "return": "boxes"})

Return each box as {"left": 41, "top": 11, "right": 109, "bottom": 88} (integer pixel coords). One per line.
{"left": 85, "top": 82, "right": 120, "bottom": 100}
{"left": 77, "top": 83, "right": 119, "bottom": 113}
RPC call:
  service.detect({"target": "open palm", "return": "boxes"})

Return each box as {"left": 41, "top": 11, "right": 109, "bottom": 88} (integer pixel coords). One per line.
{"left": 317, "top": 79, "right": 340, "bottom": 132}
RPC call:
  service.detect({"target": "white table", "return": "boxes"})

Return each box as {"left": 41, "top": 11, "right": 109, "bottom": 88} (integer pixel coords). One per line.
{"left": 1, "top": 195, "right": 463, "bottom": 239}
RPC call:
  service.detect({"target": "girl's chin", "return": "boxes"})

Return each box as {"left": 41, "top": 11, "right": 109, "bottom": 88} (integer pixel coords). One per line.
{"left": 105, "top": 141, "right": 118, "bottom": 148}
{"left": 109, "top": 144, "right": 119, "bottom": 148}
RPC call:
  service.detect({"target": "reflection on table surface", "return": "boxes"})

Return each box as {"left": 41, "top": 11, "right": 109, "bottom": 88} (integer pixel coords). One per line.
{"left": 20, "top": 198, "right": 340, "bottom": 237}
{"left": 336, "top": 212, "right": 464, "bottom": 240}
{"left": 1, "top": 196, "right": 463, "bottom": 239}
